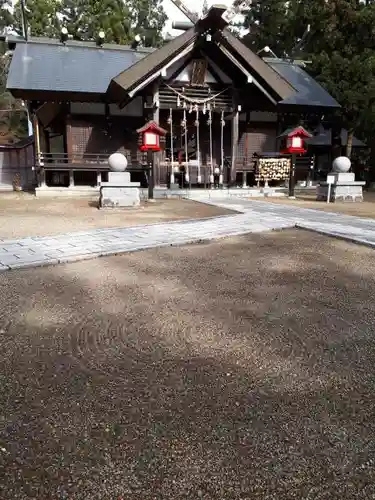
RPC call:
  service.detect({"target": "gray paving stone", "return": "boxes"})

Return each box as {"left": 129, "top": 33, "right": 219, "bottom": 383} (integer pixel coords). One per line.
{"left": 1, "top": 244, "right": 25, "bottom": 253}
{"left": 0, "top": 253, "right": 21, "bottom": 265}
{"left": 44, "top": 250, "right": 65, "bottom": 259}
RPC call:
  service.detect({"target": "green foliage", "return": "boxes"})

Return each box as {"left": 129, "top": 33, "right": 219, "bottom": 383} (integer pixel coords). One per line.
{"left": 130, "top": 0, "right": 167, "bottom": 47}
{"left": 0, "top": 0, "right": 167, "bottom": 141}
{"left": 60, "top": 0, "right": 132, "bottom": 43}
{"left": 242, "top": 0, "right": 375, "bottom": 157}
{"left": 0, "top": 1, "right": 13, "bottom": 32}
{"left": 0, "top": 42, "right": 28, "bottom": 141}
{"left": 60, "top": 0, "right": 166, "bottom": 46}
{"left": 242, "top": 0, "right": 301, "bottom": 56}
{"left": 13, "top": 0, "right": 61, "bottom": 38}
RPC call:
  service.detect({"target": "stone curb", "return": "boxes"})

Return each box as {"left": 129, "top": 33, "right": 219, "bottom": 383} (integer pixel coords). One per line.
{"left": 295, "top": 224, "right": 375, "bottom": 249}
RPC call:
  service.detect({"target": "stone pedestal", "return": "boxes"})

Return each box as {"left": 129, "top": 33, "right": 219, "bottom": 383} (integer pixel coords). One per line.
{"left": 100, "top": 172, "right": 140, "bottom": 208}
{"left": 317, "top": 172, "right": 365, "bottom": 202}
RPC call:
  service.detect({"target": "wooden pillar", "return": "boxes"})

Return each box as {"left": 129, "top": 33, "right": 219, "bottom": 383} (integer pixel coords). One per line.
{"left": 231, "top": 97, "right": 240, "bottom": 186}
{"left": 152, "top": 81, "right": 160, "bottom": 188}
{"left": 65, "top": 112, "right": 73, "bottom": 162}
{"left": 288, "top": 153, "right": 297, "bottom": 198}
{"left": 33, "top": 114, "right": 42, "bottom": 166}
{"left": 44, "top": 128, "right": 51, "bottom": 155}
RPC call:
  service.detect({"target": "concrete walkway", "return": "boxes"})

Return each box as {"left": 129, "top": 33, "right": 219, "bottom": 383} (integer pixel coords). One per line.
{"left": 1, "top": 197, "right": 375, "bottom": 271}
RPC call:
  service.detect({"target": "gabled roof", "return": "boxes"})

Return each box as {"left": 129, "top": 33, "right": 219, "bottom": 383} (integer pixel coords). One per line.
{"left": 107, "top": 26, "right": 296, "bottom": 104}
{"left": 108, "top": 28, "right": 197, "bottom": 102}
{"left": 265, "top": 59, "right": 340, "bottom": 108}
{"left": 7, "top": 38, "right": 152, "bottom": 99}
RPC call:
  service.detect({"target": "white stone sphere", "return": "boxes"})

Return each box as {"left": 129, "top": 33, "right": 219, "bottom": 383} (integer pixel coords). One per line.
{"left": 332, "top": 156, "right": 351, "bottom": 173}
{"left": 108, "top": 153, "right": 128, "bottom": 172}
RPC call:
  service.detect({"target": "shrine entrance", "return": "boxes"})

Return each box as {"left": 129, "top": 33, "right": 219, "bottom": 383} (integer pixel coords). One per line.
{"left": 162, "top": 106, "right": 230, "bottom": 189}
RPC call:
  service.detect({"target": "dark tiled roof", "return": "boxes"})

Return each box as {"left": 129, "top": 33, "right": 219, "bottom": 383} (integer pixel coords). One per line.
{"left": 7, "top": 39, "right": 151, "bottom": 95}
{"left": 308, "top": 127, "right": 366, "bottom": 147}
{"left": 6, "top": 34, "right": 341, "bottom": 112}
{"left": 265, "top": 59, "right": 340, "bottom": 108}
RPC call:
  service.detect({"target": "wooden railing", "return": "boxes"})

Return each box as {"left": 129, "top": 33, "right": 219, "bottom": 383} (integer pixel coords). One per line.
{"left": 37, "top": 152, "right": 147, "bottom": 170}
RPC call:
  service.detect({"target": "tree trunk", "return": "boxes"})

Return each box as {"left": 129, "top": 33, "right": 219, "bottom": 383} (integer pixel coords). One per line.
{"left": 346, "top": 128, "right": 354, "bottom": 158}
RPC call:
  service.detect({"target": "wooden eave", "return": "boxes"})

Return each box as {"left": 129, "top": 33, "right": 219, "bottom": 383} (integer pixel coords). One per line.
{"left": 219, "top": 29, "right": 296, "bottom": 102}
{"left": 107, "top": 28, "right": 197, "bottom": 101}
{"left": 8, "top": 88, "right": 110, "bottom": 103}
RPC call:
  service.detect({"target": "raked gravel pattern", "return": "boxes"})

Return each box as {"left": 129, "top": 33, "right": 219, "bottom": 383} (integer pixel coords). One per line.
{"left": 1, "top": 197, "right": 375, "bottom": 271}
{"left": 2, "top": 229, "right": 375, "bottom": 499}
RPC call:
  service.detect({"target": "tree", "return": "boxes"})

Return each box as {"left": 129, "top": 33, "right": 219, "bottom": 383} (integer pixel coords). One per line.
{"left": 0, "top": 2, "right": 28, "bottom": 141}
{"left": 202, "top": 0, "right": 209, "bottom": 17}
{"left": 128, "top": 0, "right": 167, "bottom": 47}
{"left": 242, "top": 0, "right": 375, "bottom": 158}
{"left": 12, "top": 0, "right": 61, "bottom": 38}
{"left": 241, "top": 0, "right": 301, "bottom": 57}
{"left": 60, "top": 0, "right": 166, "bottom": 46}
{"left": 301, "top": 0, "right": 375, "bottom": 157}
{"left": 0, "top": 0, "right": 13, "bottom": 33}
{"left": 60, "top": 0, "right": 133, "bottom": 43}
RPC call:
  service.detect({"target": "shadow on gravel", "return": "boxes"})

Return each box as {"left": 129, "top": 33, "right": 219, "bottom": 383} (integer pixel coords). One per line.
{"left": 0, "top": 228, "right": 375, "bottom": 499}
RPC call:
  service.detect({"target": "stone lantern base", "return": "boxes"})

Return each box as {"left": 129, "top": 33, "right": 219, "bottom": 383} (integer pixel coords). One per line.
{"left": 316, "top": 172, "right": 365, "bottom": 202}
{"left": 99, "top": 172, "right": 141, "bottom": 209}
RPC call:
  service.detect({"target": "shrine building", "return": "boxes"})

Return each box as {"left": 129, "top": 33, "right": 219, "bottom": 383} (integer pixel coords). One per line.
{"left": 5, "top": 5, "right": 349, "bottom": 196}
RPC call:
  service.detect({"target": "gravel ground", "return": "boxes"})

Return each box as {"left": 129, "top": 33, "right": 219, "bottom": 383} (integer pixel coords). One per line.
{"left": 1, "top": 229, "right": 375, "bottom": 499}
{"left": 0, "top": 194, "right": 233, "bottom": 239}
{"left": 264, "top": 191, "right": 375, "bottom": 219}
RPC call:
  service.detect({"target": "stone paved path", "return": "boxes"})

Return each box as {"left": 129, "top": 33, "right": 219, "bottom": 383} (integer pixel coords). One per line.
{"left": 197, "top": 197, "right": 375, "bottom": 247}
{"left": 0, "top": 197, "right": 375, "bottom": 271}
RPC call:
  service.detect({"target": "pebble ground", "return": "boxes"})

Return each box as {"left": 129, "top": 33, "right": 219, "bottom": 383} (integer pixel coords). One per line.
{"left": 1, "top": 229, "right": 375, "bottom": 499}
{"left": 0, "top": 197, "right": 233, "bottom": 239}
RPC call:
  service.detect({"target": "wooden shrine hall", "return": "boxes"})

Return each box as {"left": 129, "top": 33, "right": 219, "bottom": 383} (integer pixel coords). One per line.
{"left": 6, "top": 5, "right": 342, "bottom": 195}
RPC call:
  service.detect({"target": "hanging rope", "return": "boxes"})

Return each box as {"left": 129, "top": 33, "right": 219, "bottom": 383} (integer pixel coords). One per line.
{"left": 183, "top": 108, "right": 189, "bottom": 184}
{"left": 208, "top": 109, "right": 214, "bottom": 185}
{"left": 168, "top": 108, "right": 175, "bottom": 185}
{"left": 195, "top": 108, "right": 201, "bottom": 184}
{"left": 166, "top": 84, "right": 228, "bottom": 105}
{"left": 220, "top": 110, "right": 225, "bottom": 186}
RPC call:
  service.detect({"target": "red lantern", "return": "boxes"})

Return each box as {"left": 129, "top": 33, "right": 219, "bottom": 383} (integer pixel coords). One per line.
{"left": 137, "top": 121, "right": 167, "bottom": 152}
{"left": 279, "top": 126, "right": 312, "bottom": 154}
